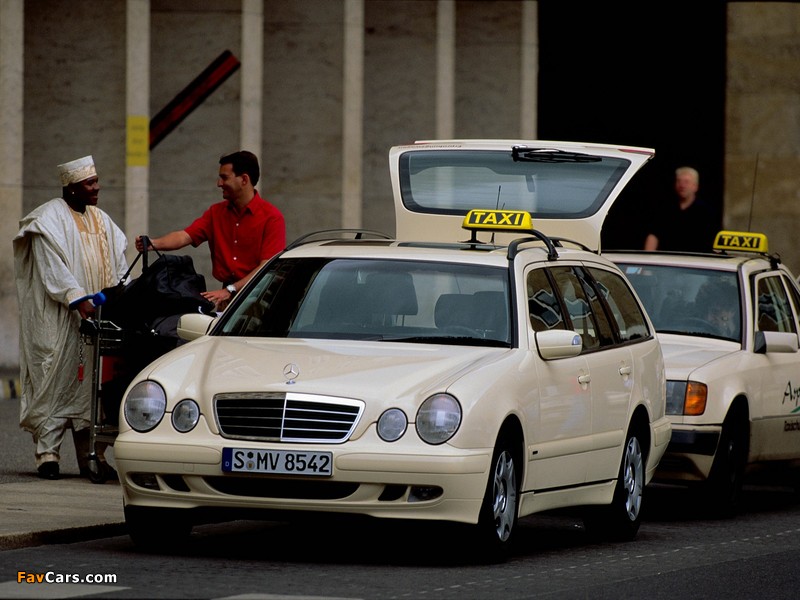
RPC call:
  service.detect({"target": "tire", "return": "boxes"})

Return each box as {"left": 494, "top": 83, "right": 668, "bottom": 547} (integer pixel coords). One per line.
{"left": 584, "top": 428, "right": 645, "bottom": 542}
{"left": 125, "top": 505, "right": 192, "bottom": 552}
{"left": 473, "top": 438, "right": 519, "bottom": 562}
{"left": 704, "top": 407, "right": 748, "bottom": 518}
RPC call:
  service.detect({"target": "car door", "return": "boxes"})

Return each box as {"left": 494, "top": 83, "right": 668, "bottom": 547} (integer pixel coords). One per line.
{"left": 583, "top": 265, "right": 655, "bottom": 480}
{"left": 752, "top": 272, "right": 800, "bottom": 460}
{"left": 527, "top": 265, "right": 591, "bottom": 488}
{"left": 552, "top": 264, "right": 635, "bottom": 483}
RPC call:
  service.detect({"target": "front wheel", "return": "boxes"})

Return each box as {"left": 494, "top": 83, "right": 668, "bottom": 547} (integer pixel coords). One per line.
{"left": 125, "top": 505, "right": 192, "bottom": 552}
{"left": 704, "top": 407, "right": 748, "bottom": 517}
{"left": 473, "top": 439, "right": 519, "bottom": 562}
{"left": 584, "top": 429, "right": 644, "bottom": 541}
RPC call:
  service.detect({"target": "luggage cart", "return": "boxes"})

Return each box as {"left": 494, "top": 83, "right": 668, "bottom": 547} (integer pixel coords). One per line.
{"left": 77, "top": 241, "right": 215, "bottom": 483}
{"left": 80, "top": 302, "right": 126, "bottom": 483}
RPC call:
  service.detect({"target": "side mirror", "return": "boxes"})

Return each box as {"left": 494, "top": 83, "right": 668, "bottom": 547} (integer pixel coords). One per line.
{"left": 177, "top": 313, "right": 216, "bottom": 341}
{"left": 754, "top": 330, "right": 799, "bottom": 354}
{"left": 535, "top": 329, "right": 583, "bottom": 360}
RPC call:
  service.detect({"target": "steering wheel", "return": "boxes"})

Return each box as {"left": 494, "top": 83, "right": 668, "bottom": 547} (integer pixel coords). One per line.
{"left": 677, "top": 317, "right": 717, "bottom": 335}
{"left": 442, "top": 325, "right": 480, "bottom": 337}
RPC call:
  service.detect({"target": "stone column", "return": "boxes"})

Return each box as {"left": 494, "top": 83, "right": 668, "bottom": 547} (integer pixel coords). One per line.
{"left": 126, "top": 0, "right": 150, "bottom": 268}
{"left": 0, "top": 0, "right": 24, "bottom": 370}
{"left": 520, "top": 0, "right": 538, "bottom": 139}
{"left": 241, "top": 0, "right": 263, "bottom": 156}
{"left": 436, "top": 0, "right": 455, "bottom": 139}
{"left": 342, "top": 0, "right": 363, "bottom": 228}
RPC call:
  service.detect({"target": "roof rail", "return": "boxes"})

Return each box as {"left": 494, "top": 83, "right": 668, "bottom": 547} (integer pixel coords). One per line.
{"left": 285, "top": 229, "right": 392, "bottom": 251}
{"left": 508, "top": 233, "right": 559, "bottom": 261}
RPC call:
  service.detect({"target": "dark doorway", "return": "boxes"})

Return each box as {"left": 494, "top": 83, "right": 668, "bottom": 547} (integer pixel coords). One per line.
{"left": 537, "top": 3, "right": 727, "bottom": 250}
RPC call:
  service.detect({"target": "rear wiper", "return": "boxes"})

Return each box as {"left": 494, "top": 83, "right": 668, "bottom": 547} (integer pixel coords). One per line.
{"left": 512, "top": 146, "right": 602, "bottom": 163}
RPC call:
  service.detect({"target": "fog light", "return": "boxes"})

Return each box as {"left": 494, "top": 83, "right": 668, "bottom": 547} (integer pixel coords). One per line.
{"left": 172, "top": 399, "right": 200, "bottom": 433}
{"left": 129, "top": 473, "right": 160, "bottom": 490}
{"left": 408, "top": 485, "right": 443, "bottom": 502}
{"left": 377, "top": 408, "right": 407, "bottom": 442}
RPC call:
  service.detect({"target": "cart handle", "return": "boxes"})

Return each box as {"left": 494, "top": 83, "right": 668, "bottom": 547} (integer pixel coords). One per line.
{"left": 68, "top": 291, "right": 107, "bottom": 310}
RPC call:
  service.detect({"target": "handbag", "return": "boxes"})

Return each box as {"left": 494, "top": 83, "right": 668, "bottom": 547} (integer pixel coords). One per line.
{"left": 100, "top": 243, "right": 215, "bottom": 334}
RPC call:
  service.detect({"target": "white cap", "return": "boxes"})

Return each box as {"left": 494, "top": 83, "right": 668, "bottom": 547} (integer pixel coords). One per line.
{"left": 57, "top": 155, "right": 96, "bottom": 186}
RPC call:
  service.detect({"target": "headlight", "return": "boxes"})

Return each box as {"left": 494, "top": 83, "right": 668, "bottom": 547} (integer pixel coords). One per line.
{"left": 665, "top": 381, "right": 686, "bottom": 415}
{"left": 377, "top": 408, "right": 407, "bottom": 442}
{"left": 416, "top": 393, "right": 461, "bottom": 445}
{"left": 124, "top": 380, "right": 166, "bottom": 432}
{"left": 172, "top": 399, "right": 200, "bottom": 433}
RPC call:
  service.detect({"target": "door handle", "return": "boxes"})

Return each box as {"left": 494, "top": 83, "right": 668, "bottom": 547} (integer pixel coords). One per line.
{"left": 619, "top": 365, "right": 632, "bottom": 377}
{"left": 578, "top": 374, "right": 591, "bottom": 385}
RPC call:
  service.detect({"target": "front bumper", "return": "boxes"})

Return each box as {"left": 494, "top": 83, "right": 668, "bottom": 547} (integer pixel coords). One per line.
{"left": 115, "top": 436, "right": 493, "bottom": 526}
{"left": 653, "top": 424, "right": 721, "bottom": 482}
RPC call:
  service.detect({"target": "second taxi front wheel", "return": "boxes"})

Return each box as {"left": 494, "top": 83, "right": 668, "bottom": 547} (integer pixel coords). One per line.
{"left": 704, "top": 403, "right": 749, "bottom": 518}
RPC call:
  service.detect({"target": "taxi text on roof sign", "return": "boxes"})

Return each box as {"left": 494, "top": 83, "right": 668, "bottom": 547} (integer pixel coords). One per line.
{"left": 713, "top": 230, "right": 768, "bottom": 254}
{"left": 462, "top": 209, "right": 533, "bottom": 232}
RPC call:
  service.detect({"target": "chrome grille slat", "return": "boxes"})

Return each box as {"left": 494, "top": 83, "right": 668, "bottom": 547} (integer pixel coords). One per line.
{"left": 214, "top": 393, "right": 364, "bottom": 443}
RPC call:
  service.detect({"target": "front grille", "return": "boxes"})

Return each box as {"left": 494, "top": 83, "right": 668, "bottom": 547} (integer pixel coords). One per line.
{"left": 214, "top": 392, "right": 364, "bottom": 443}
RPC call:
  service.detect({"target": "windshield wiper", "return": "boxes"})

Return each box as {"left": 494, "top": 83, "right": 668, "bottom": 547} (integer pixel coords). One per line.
{"left": 381, "top": 335, "right": 509, "bottom": 347}
{"left": 511, "top": 146, "right": 602, "bottom": 163}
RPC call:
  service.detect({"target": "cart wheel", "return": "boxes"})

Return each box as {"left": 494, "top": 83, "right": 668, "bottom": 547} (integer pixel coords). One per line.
{"left": 87, "top": 456, "right": 106, "bottom": 484}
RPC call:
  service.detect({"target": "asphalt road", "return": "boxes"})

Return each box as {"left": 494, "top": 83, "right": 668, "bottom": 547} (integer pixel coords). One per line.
{"left": 2, "top": 484, "right": 800, "bottom": 599}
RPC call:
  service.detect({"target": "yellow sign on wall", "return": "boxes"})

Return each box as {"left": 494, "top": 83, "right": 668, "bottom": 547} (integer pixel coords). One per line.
{"left": 126, "top": 115, "right": 149, "bottom": 167}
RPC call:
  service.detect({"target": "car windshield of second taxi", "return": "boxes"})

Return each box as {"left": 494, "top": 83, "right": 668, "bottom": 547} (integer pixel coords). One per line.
{"left": 218, "top": 257, "right": 512, "bottom": 347}
{"left": 617, "top": 263, "right": 741, "bottom": 342}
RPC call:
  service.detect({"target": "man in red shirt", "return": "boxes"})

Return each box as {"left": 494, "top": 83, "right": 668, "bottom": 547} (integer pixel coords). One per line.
{"left": 136, "top": 150, "right": 285, "bottom": 309}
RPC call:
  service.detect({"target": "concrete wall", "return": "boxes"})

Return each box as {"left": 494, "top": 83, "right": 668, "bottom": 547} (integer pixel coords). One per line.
{"left": 3, "top": 0, "right": 800, "bottom": 372}
{"left": 725, "top": 3, "right": 800, "bottom": 274}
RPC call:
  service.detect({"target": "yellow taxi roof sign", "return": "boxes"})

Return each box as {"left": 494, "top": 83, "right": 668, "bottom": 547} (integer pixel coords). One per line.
{"left": 462, "top": 209, "right": 533, "bottom": 233}
{"left": 713, "top": 230, "right": 768, "bottom": 253}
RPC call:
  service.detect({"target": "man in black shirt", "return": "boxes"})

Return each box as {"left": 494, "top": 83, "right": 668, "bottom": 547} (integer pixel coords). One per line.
{"left": 644, "top": 166, "right": 717, "bottom": 252}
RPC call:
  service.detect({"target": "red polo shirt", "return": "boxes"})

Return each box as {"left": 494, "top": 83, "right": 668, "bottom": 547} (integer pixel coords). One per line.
{"left": 184, "top": 191, "right": 286, "bottom": 284}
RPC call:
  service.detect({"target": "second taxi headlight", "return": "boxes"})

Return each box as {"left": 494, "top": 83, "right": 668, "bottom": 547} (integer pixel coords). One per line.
{"left": 416, "top": 393, "right": 461, "bottom": 445}
{"left": 124, "top": 380, "right": 166, "bottom": 432}
{"left": 172, "top": 399, "right": 200, "bottom": 433}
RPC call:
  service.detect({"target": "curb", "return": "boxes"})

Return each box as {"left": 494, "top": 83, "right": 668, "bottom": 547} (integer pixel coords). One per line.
{"left": 0, "top": 523, "right": 127, "bottom": 551}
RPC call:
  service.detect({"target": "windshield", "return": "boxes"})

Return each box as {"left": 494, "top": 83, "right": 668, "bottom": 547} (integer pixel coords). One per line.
{"left": 398, "top": 150, "right": 631, "bottom": 218}
{"left": 617, "top": 263, "right": 741, "bottom": 342}
{"left": 218, "top": 258, "right": 512, "bottom": 347}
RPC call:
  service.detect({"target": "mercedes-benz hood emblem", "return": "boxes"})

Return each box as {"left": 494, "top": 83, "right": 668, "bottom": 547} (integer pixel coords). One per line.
{"left": 283, "top": 363, "right": 299, "bottom": 384}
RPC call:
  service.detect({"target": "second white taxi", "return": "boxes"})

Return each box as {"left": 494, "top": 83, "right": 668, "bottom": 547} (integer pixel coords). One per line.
{"left": 610, "top": 231, "right": 800, "bottom": 515}
{"left": 115, "top": 140, "right": 671, "bottom": 559}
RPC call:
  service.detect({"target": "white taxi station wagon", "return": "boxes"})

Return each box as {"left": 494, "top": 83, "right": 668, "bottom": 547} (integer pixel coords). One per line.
{"left": 609, "top": 230, "right": 800, "bottom": 515}
{"left": 115, "top": 140, "right": 670, "bottom": 559}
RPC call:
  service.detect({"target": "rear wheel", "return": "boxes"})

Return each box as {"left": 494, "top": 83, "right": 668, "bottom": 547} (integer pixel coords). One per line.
{"left": 474, "top": 437, "right": 519, "bottom": 562}
{"left": 584, "top": 428, "right": 644, "bottom": 541}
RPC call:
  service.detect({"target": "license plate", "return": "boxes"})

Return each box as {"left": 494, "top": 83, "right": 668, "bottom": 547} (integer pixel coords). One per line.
{"left": 222, "top": 448, "right": 333, "bottom": 476}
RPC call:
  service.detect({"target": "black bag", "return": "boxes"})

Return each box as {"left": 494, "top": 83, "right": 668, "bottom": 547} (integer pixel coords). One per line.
{"left": 100, "top": 250, "right": 215, "bottom": 334}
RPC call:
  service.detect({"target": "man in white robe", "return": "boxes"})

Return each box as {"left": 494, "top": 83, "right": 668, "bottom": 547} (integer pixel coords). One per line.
{"left": 13, "top": 155, "right": 128, "bottom": 480}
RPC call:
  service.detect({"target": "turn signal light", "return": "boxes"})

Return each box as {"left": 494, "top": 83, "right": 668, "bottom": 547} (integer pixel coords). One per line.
{"left": 684, "top": 381, "right": 708, "bottom": 415}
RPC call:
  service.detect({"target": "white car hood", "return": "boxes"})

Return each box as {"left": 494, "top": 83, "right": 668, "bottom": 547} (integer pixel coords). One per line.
{"left": 657, "top": 334, "right": 737, "bottom": 380}
{"left": 140, "top": 336, "right": 509, "bottom": 409}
